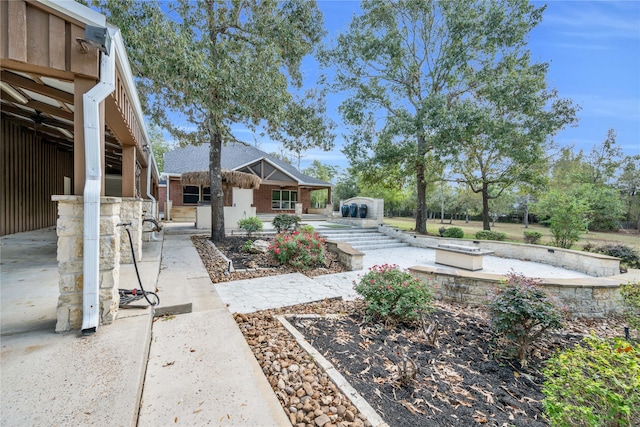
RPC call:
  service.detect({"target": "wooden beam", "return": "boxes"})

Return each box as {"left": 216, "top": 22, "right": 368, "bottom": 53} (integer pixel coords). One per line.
{"left": 121, "top": 145, "right": 136, "bottom": 197}
{"left": 1, "top": 69, "right": 73, "bottom": 103}
{"left": 73, "top": 76, "right": 95, "bottom": 195}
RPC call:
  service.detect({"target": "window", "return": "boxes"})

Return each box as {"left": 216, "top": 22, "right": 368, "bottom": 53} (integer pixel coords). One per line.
{"left": 272, "top": 190, "right": 297, "bottom": 210}
{"left": 202, "top": 187, "right": 211, "bottom": 202}
{"left": 182, "top": 185, "right": 200, "bottom": 204}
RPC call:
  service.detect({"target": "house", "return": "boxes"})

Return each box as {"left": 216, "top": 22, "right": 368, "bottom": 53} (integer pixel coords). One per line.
{"left": 1, "top": 1, "right": 159, "bottom": 332}
{"left": 161, "top": 143, "right": 333, "bottom": 222}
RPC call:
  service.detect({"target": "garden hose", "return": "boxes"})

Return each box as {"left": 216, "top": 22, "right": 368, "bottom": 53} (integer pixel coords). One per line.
{"left": 118, "top": 222, "right": 160, "bottom": 308}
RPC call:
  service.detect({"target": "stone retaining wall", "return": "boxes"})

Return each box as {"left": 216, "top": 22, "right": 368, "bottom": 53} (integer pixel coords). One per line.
{"left": 379, "top": 225, "right": 620, "bottom": 277}
{"left": 409, "top": 265, "right": 627, "bottom": 318}
{"left": 325, "top": 241, "right": 364, "bottom": 271}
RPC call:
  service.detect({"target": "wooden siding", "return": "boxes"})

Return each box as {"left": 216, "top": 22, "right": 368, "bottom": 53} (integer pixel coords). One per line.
{"left": 0, "top": 0, "right": 99, "bottom": 79}
{"left": 1, "top": 119, "right": 73, "bottom": 236}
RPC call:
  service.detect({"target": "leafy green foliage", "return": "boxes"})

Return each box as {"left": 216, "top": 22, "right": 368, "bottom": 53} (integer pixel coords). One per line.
{"left": 242, "top": 240, "right": 253, "bottom": 252}
{"left": 475, "top": 230, "right": 507, "bottom": 241}
{"left": 620, "top": 281, "right": 640, "bottom": 334}
{"left": 299, "top": 224, "right": 315, "bottom": 234}
{"left": 354, "top": 264, "right": 433, "bottom": 324}
{"left": 268, "top": 231, "right": 325, "bottom": 270}
{"left": 534, "top": 190, "right": 589, "bottom": 248}
{"left": 542, "top": 336, "right": 640, "bottom": 427}
{"left": 442, "top": 227, "right": 464, "bottom": 238}
{"left": 322, "top": 0, "right": 574, "bottom": 234}
{"left": 585, "top": 244, "right": 640, "bottom": 270}
{"left": 272, "top": 214, "right": 300, "bottom": 233}
{"left": 523, "top": 231, "right": 543, "bottom": 244}
{"left": 488, "top": 272, "right": 564, "bottom": 365}
{"left": 237, "top": 216, "right": 263, "bottom": 238}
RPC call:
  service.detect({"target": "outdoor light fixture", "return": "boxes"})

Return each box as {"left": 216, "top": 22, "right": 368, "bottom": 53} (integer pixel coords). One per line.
{"left": 76, "top": 25, "right": 111, "bottom": 56}
{"left": 0, "top": 82, "right": 28, "bottom": 104}
{"left": 142, "top": 143, "right": 149, "bottom": 152}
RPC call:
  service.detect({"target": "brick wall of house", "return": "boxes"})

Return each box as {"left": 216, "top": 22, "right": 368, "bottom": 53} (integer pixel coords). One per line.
{"left": 158, "top": 186, "right": 166, "bottom": 214}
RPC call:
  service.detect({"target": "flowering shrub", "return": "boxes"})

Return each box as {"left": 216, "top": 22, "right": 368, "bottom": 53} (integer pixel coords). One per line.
{"left": 542, "top": 336, "right": 640, "bottom": 427}
{"left": 488, "top": 272, "right": 564, "bottom": 366}
{"left": 354, "top": 264, "right": 433, "bottom": 323}
{"left": 268, "top": 231, "right": 325, "bottom": 270}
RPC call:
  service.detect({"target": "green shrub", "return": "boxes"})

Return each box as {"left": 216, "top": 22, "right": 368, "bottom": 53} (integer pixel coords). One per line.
{"left": 542, "top": 336, "right": 640, "bottom": 427}
{"left": 443, "top": 227, "right": 464, "bottom": 238}
{"left": 242, "top": 240, "right": 253, "bottom": 252}
{"left": 620, "top": 280, "right": 640, "bottom": 335}
{"left": 475, "top": 230, "right": 507, "bottom": 241}
{"left": 237, "top": 216, "right": 263, "bottom": 238}
{"left": 523, "top": 230, "right": 543, "bottom": 244}
{"left": 272, "top": 214, "right": 300, "bottom": 233}
{"left": 299, "top": 224, "right": 315, "bottom": 233}
{"left": 354, "top": 264, "right": 433, "bottom": 323}
{"left": 488, "top": 272, "right": 564, "bottom": 366}
{"left": 268, "top": 230, "right": 325, "bottom": 270}
{"left": 589, "top": 244, "right": 640, "bottom": 270}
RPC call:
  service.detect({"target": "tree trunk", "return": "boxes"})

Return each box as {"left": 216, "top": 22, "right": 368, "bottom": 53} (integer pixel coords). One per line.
{"left": 414, "top": 130, "right": 428, "bottom": 233}
{"left": 482, "top": 183, "right": 491, "bottom": 231}
{"left": 415, "top": 166, "right": 427, "bottom": 233}
{"left": 210, "top": 131, "right": 225, "bottom": 241}
{"left": 524, "top": 205, "right": 529, "bottom": 229}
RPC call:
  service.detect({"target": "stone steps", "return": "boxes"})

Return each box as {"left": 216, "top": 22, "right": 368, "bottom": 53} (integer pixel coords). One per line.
{"left": 317, "top": 228, "right": 408, "bottom": 253}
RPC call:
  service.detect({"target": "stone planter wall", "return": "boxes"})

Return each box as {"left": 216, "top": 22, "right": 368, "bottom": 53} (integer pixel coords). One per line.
{"left": 51, "top": 196, "right": 121, "bottom": 332}
{"left": 325, "top": 241, "right": 364, "bottom": 271}
{"left": 120, "top": 198, "right": 143, "bottom": 263}
{"left": 379, "top": 225, "right": 620, "bottom": 277}
{"left": 409, "top": 265, "right": 626, "bottom": 318}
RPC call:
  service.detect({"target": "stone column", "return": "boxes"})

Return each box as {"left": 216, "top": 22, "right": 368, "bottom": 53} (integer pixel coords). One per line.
{"left": 52, "top": 195, "right": 122, "bottom": 332}
{"left": 120, "top": 198, "right": 143, "bottom": 263}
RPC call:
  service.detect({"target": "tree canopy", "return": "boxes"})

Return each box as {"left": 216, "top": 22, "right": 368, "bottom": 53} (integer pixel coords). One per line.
{"left": 96, "top": 0, "right": 332, "bottom": 240}
{"left": 322, "top": 0, "right": 576, "bottom": 233}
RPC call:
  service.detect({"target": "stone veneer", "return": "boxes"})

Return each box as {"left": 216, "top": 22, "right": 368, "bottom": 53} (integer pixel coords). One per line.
{"left": 409, "top": 265, "right": 628, "bottom": 318}
{"left": 51, "top": 195, "right": 121, "bottom": 332}
{"left": 119, "top": 198, "right": 143, "bottom": 263}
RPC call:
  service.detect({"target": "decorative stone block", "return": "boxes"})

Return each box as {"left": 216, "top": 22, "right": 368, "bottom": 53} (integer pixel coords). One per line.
{"left": 120, "top": 198, "right": 143, "bottom": 263}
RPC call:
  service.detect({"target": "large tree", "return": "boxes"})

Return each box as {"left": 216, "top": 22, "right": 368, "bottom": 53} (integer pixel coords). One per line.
{"left": 322, "top": 0, "right": 571, "bottom": 234}
{"left": 96, "top": 0, "right": 331, "bottom": 241}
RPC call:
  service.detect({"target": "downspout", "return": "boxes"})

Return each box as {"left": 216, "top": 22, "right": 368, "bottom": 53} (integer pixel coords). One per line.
{"left": 146, "top": 146, "right": 159, "bottom": 241}
{"left": 81, "top": 33, "right": 115, "bottom": 335}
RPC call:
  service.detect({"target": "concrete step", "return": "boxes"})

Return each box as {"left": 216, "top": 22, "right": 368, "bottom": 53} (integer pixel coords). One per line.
{"left": 351, "top": 242, "right": 409, "bottom": 251}
{"left": 317, "top": 228, "right": 409, "bottom": 253}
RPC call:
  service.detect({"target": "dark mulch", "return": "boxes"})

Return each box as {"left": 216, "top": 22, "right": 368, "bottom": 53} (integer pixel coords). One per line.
{"left": 295, "top": 302, "right": 621, "bottom": 427}
{"left": 191, "top": 235, "right": 346, "bottom": 283}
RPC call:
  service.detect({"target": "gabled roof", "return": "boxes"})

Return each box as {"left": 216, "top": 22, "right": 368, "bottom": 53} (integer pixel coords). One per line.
{"left": 164, "top": 143, "right": 331, "bottom": 187}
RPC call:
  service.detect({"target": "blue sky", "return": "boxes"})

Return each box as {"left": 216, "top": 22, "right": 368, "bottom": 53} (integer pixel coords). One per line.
{"left": 244, "top": 0, "right": 639, "bottom": 173}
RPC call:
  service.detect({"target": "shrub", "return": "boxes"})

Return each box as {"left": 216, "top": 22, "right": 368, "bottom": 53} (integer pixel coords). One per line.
{"left": 354, "top": 264, "right": 433, "bottom": 323}
{"left": 443, "top": 227, "right": 464, "bottom": 238}
{"left": 268, "top": 230, "right": 325, "bottom": 270}
{"left": 299, "top": 224, "right": 315, "bottom": 233}
{"left": 272, "top": 214, "right": 300, "bottom": 233}
{"left": 237, "top": 216, "right": 263, "bottom": 238}
{"left": 242, "top": 240, "right": 253, "bottom": 252}
{"left": 589, "top": 244, "right": 640, "bottom": 270}
{"left": 475, "top": 230, "right": 507, "bottom": 241}
{"left": 542, "top": 336, "right": 640, "bottom": 427}
{"left": 488, "top": 272, "right": 564, "bottom": 366}
{"left": 620, "top": 280, "right": 640, "bottom": 335}
{"left": 523, "top": 230, "right": 543, "bottom": 244}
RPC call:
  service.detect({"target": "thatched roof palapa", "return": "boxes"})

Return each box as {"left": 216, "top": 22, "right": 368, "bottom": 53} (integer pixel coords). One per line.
{"left": 181, "top": 169, "right": 261, "bottom": 190}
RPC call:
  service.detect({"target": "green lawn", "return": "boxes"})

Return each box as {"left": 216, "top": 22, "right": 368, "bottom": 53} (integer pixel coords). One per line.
{"left": 383, "top": 217, "right": 640, "bottom": 251}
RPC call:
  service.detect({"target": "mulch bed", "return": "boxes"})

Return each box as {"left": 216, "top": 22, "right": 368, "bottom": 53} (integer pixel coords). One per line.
{"left": 191, "top": 235, "right": 346, "bottom": 283}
